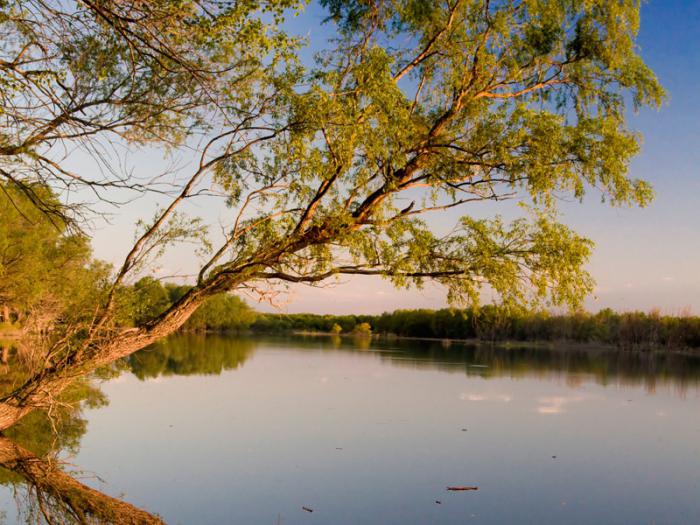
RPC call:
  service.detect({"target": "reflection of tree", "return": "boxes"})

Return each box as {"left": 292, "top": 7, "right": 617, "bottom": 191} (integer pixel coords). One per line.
{"left": 0, "top": 437, "right": 163, "bottom": 524}
{"left": 350, "top": 334, "right": 372, "bottom": 351}
{"left": 371, "top": 340, "right": 700, "bottom": 397}
{"left": 127, "top": 334, "right": 256, "bottom": 379}
{"left": 0, "top": 359, "right": 106, "bottom": 462}
{"left": 0, "top": 352, "right": 161, "bottom": 523}
{"left": 261, "top": 334, "right": 700, "bottom": 396}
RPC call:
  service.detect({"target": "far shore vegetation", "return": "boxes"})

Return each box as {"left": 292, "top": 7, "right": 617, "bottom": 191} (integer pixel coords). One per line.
{"left": 8, "top": 272, "right": 700, "bottom": 352}
{"left": 2, "top": 237, "right": 700, "bottom": 351}
{"left": 102, "top": 277, "right": 700, "bottom": 353}
{"left": 251, "top": 307, "right": 700, "bottom": 351}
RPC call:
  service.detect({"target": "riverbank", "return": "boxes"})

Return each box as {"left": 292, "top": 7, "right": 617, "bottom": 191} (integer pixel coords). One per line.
{"left": 277, "top": 329, "right": 700, "bottom": 356}
{"left": 251, "top": 308, "right": 700, "bottom": 353}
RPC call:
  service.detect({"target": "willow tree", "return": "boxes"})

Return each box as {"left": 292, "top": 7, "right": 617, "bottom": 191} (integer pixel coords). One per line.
{"left": 0, "top": 0, "right": 662, "bottom": 429}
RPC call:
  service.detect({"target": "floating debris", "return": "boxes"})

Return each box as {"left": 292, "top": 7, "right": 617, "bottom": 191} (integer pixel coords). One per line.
{"left": 447, "top": 486, "right": 478, "bottom": 491}
{"left": 302, "top": 506, "right": 314, "bottom": 513}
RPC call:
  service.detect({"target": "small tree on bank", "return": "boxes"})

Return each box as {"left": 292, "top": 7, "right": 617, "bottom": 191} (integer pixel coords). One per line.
{"left": 0, "top": 0, "right": 663, "bottom": 429}
{"left": 353, "top": 323, "right": 372, "bottom": 336}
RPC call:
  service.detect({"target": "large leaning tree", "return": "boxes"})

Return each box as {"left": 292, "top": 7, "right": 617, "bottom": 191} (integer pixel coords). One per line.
{"left": 0, "top": 0, "right": 663, "bottom": 429}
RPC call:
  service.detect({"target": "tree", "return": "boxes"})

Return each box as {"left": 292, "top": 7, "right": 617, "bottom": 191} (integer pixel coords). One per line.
{"left": 0, "top": 0, "right": 663, "bottom": 430}
{"left": 130, "top": 277, "right": 171, "bottom": 326}
{"left": 184, "top": 293, "right": 257, "bottom": 332}
{"left": 353, "top": 322, "right": 372, "bottom": 336}
{"left": 0, "top": 183, "right": 109, "bottom": 333}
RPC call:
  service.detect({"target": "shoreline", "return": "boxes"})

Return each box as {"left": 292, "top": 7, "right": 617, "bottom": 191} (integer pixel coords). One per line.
{"left": 276, "top": 330, "right": 700, "bottom": 356}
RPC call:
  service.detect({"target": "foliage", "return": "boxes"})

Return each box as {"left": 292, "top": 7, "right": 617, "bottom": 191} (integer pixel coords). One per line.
{"left": 212, "top": 0, "right": 663, "bottom": 309}
{"left": 252, "top": 312, "right": 373, "bottom": 333}
{"left": 185, "top": 293, "right": 258, "bottom": 332}
{"left": 1, "top": 0, "right": 662, "bottom": 313}
{"left": 130, "top": 277, "right": 172, "bottom": 326}
{"left": 0, "top": 0, "right": 302, "bottom": 224}
{"left": 353, "top": 322, "right": 372, "bottom": 335}
{"left": 125, "top": 277, "right": 257, "bottom": 331}
{"left": 252, "top": 307, "right": 700, "bottom": 350}
{"left": 0, "top": 183, "right": 110, "bottom": 330}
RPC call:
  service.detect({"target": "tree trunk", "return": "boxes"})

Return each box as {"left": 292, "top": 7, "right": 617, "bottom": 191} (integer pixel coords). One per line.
{"left": 0, "top": 287, "right": 208, "bottom": 430}
{"left": 0, "top": 437, "right": 164, "bottom": 524}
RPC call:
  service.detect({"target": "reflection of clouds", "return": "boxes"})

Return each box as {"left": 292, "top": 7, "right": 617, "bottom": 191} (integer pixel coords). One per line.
{"left": 537, "top": 395, "right": 586, "bottom": 415}
{"left": 459, "top": 392, "right": 511, "bottom": 402}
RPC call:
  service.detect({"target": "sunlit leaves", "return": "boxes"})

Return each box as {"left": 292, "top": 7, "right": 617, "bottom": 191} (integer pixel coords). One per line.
{"left": 0, "top": 183, "right": 108, "bottom": 326}
{"left": 0, "top": 0, "right": 665, "bottom": 314}
{"left": 235, "top": 0, "right": 663, "bottom": 310}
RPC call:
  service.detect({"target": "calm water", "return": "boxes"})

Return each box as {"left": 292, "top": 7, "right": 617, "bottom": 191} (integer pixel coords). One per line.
{"left": 1, "top": 335, "right": 699, "bottom": 524}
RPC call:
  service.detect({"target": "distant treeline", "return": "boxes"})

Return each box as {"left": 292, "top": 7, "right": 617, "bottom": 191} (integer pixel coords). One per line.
{"left": 112, "top": 278, "right": 700, "bottom": 350}
{"left": 250, "top": 307, "right": 700, "bottom": 350}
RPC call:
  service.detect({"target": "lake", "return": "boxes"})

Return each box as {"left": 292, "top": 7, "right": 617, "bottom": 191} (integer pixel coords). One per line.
{"left": 1, "top": 334, "right": 699, "bottom": 524}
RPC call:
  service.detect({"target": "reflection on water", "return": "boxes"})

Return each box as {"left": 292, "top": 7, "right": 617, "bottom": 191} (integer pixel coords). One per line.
{"left": 131, "top": 334, "right": 700, "bottom": 396}
{"left": 1, "top": 335, "right": 699, "bottom": 524}
{"left": 127, "top": 335, "right": 255, "bottom": 379}
{"left": 0, "top": 437, "right": 162, "bottom": 524}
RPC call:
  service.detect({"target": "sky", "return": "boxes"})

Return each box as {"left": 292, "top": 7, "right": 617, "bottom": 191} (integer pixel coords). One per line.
{"left": 87, "top": 0, "right": 700, "bottom": 315}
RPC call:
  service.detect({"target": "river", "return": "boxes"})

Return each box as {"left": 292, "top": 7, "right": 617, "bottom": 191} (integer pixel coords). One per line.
{"left": 1, "top": 334, "right": 699, "bottom": 524}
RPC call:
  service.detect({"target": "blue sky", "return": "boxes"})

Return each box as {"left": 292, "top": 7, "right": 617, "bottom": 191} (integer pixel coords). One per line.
{"left": 89, "top": 0, "right": 700, "bottom": 315}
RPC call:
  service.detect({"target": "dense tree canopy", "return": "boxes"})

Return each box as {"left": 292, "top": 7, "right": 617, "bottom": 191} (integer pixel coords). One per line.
{"left": 0, "top": 0, "right": 664, "bottom": 430}
{"left": 252, "top": 307, "right": 700, "bottom": 349}
{"left": 0, "top": 183, "right": 108, "bottom": 330}
{"left": 129, "top": 277, "right": 257, "bottom": 331}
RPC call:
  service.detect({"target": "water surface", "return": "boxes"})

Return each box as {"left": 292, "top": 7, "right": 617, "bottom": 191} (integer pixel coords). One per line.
{"left": 1, "top": 335, "right": 699, "bottom": 524}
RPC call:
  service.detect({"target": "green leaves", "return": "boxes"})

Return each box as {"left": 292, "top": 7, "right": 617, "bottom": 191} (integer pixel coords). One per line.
{"left": 0, "top": 183, "right": 109, "bottom": 329}
{"left": 218, "top": 0, "right": 665, "bottom": 310}
{"left": 0, "top": 0, "right": 305, "bottom": 224}
{"left": 1, "top": 0, "right": 665, "bottom": 316}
